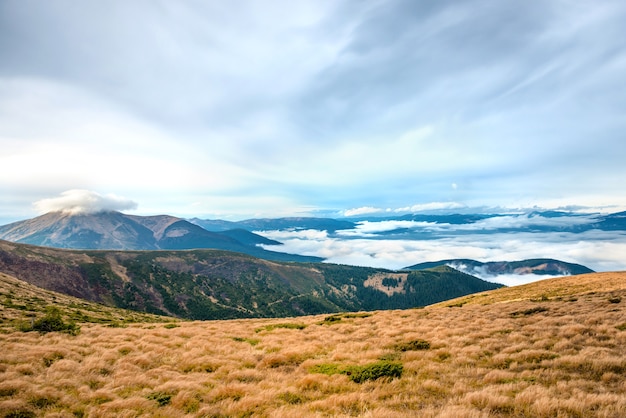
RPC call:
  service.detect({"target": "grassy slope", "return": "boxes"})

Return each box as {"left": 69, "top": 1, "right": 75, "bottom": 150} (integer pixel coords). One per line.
{"left": 0, "top": 272, "right": 174, "bottom": 330}
{"left": 0, "top": 271, "right": 625, "bottom": 417}
{"left": 433, "top": 271, "right": 626, "bottom": 307}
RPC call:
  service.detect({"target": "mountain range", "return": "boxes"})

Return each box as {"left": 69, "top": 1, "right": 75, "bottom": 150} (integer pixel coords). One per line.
{"left": 0, "top": 210, "right": 600, "bottom": 279}
{"left": 0, "top": 239, "right": 503, "bottom": 319}
{"left": 0, "top": 211, "right": 320, "bottom": 262}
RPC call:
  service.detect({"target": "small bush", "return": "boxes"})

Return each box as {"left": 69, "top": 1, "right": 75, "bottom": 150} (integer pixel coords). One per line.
{"left": 510, "top": 306, "right": 548, "bottom": 317}
{"left": 309, "top": 361, "right": 403, "bottom": 383}
{"left": 22, "top": 307, "right": 80, "bottom": 335}
{"left": 163, "top": 323, "right": 180, "bottom": 329}
{"left": 232, "top": 337, "right": 260, "bottom": 346}
{"left": 392, "top": 339, "right": 431, "bottom": 351}
{"left": 319, "top": 312, "right": 372, "bottom": 325}
{"left": 308, "top": 363, "right": 342, "bottom": 375}
{"left": 255, "top": 323, "right": 307, "bottom": 332}
{"left": 345, "top": 361, "right": 403, "bottom": 383}
{"left": 608, "top": 296, "right": 621, "bottom": 304}
{"left": 146, "top": 391, "right": 173, "bottom": 407}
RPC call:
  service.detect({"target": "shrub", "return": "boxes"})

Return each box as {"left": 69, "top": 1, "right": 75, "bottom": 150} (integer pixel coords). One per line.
{"left": 22, "top": 307, "right": 80, "bottom": 335}
{"left": 308, "top": 361, "right": 403, "bottom": 383}
{"left": 392, "top": 339, "right": 431, "bottom": 351}
{"left": 146, "top": 391, "right": 173, "bottom": 407}
{"left": 345, "top": 361, "right": 403, "bottom": 383}
{"left": 608, "top": 296, "right": 621, "bottom": 304}
{"left": 255, "top": 323, "right": 307, "bottom": 332}
{"left": 163, "top": 323, "right": 180, "bottom": 329}
{"left": 232, "top": 337, "right": 260, "bottom": 346}
{"left": 308, "top": 363, "right": 342, "bottom": 375}
{"left": 510, "top": 306, "right": 548, "bottom": 317}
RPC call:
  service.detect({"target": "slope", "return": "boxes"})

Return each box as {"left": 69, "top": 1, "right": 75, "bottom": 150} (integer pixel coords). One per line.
{"left": 0, "top": 240, "right": 501, "bottom": 320}
{"left": 433, "top": 270, "right": 626, "bottom": 307}
{"left": 0, "top": 271, "right": 173, "bottom": 330}
{"left": 0, "top": 272, "right": 624, "bottom": 417}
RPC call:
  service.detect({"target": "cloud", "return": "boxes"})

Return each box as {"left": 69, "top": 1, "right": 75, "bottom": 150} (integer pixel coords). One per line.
{"left": 394, "top": 202, "right": 467, "bottom": 213}
{"left": 343, "top": 206, "right": 384, "bottom": 217}
{"left": 337, "top": 220, "right": 437, "bottom": 237}
{"left": 33, "top": 190, "right": 138, "bottom": 215}
{"left": 257, "top": 220, "right": 626, "bottom": 282}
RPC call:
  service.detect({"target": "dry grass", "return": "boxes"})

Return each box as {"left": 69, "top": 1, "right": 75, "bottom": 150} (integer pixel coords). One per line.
{"left": 0, "top": 272, "right": 625, "bottom": 417}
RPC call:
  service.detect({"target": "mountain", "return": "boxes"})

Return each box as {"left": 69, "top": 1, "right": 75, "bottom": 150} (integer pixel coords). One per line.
{"left": 190, "top": 217, "right": 356, "bottom": 232}
{"left": 405, "top": 258, "right": 594, "bottom": 277}
{"left": 0, "top": 211, "right": 320, "bottom": 262}
{"left": 0, "top": 240, "right": 502, "bottom": 320}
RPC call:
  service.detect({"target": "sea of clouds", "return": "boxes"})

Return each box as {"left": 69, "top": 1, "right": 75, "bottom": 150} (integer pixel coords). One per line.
{"left": 256, "top": 213, "right": 626, "bottom": 286}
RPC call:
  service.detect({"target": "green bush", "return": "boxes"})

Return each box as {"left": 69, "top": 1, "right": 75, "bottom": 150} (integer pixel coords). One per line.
{"left": 309, "top": 361, "right": 403, "bottom": 383}
{"left": 21, "top": 307, "right": 80, "bottom": 335}
{"left": 392, "top": 339, "right": 431, "bottom": 351}
{"left": 345, "top": 361, "right": 403, "bottom": 383}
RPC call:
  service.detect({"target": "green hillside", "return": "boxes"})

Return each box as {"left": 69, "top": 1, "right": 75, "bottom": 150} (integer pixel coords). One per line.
{"left": 0, "top": 240, "right": 502, "bottom": 320}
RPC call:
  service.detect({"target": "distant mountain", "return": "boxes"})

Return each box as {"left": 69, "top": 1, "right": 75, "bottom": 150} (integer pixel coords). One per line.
{"left": 405, "top": 258, "right": 594, "bottom": 277}
{"left": 190, "top": 217, "right": 356, "bottom": 232}
{"left": 0, "top": 211, "right": 320, "bottom": 262}
{"left": 0, "top": 240, "right": 502, "bottom": 320}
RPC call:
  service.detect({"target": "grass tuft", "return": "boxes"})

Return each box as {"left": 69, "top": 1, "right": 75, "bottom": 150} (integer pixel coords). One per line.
{"left": 255, "top": 323, "right": 307, "bottom": 332}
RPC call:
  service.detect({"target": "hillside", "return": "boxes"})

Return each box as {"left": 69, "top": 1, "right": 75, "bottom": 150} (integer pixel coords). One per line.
{"left": 405, "top": 258, "right": 594, "bottom": 277}
{"left": 0, "top": 272, "right": 173, "bottom": 329}
{"left": 0, "top": 240, "right": 501, "bottom": 320}
{"left": 433, "top": 270, "right": 626, "bottom": 307}
{"left": 0, "top": 211, "right": 320, "bottom": 263}
{"left": 0, "top": 272, "right": 624, "bottom": 417}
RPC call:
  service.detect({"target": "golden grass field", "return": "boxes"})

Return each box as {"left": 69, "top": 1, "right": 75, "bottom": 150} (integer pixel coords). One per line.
{"left": 1, "top": 271, "right": 625, "bottom": 417}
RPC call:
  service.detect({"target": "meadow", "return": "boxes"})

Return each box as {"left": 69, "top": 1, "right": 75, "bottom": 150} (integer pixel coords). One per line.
{"left": 1, "top": 272, "right": 625, "bottom": 417}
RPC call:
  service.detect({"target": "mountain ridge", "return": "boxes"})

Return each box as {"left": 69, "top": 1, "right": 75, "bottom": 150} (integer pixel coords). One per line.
{"left": 0, "top": 239, "right": 502, "bottom": 320}
{"left": 0, "top": 211, "right": 320, "bottom": 263}
{"left": 405, "top": 258, "right": 594, "bottom": 277}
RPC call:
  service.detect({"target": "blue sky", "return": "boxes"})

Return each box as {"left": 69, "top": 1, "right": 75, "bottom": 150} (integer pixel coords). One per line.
{"left": 2, "top": 0, "right": 626, "bottom": 224}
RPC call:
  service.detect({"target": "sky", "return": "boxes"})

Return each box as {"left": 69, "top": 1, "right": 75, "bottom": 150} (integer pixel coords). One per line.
{"left": 2, "top": 0, "right": 626, "bottom": 225}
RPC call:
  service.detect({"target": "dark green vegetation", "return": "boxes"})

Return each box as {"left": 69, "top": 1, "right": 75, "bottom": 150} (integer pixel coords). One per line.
{"left": 0, "top": 240, "right": 502, "bottom": 320}
{"left": 406, "top": 258, "right": 594, "bottom": 276}
{"left": 19, "top": 306, "right": 80, "bottom": 335}
{"left": 309, "top": 360, "right": 405, "bottom": 383}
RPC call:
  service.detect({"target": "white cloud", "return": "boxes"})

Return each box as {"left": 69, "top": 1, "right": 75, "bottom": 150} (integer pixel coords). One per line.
{"left": 257, "top": 223, "right": 626, "bottom": 277}
{"left": 394, "top": 202, "right": 467, "bottom": 213}
{"left": 33, "top": 189, "right": 137, "bottom": 215}
{"left": 343, "top": 206, "right": 384, "bottom": 217}
{"left": 337, "top": 220, "right": 437, "bottom": 237}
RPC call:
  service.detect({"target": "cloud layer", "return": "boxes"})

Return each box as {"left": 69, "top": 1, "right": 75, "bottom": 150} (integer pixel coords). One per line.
{"left": 34, "top": 190, "right": 138, "bottom": 215}
{"left": 257, "top": 212, "right": 626, "bottom": 285}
